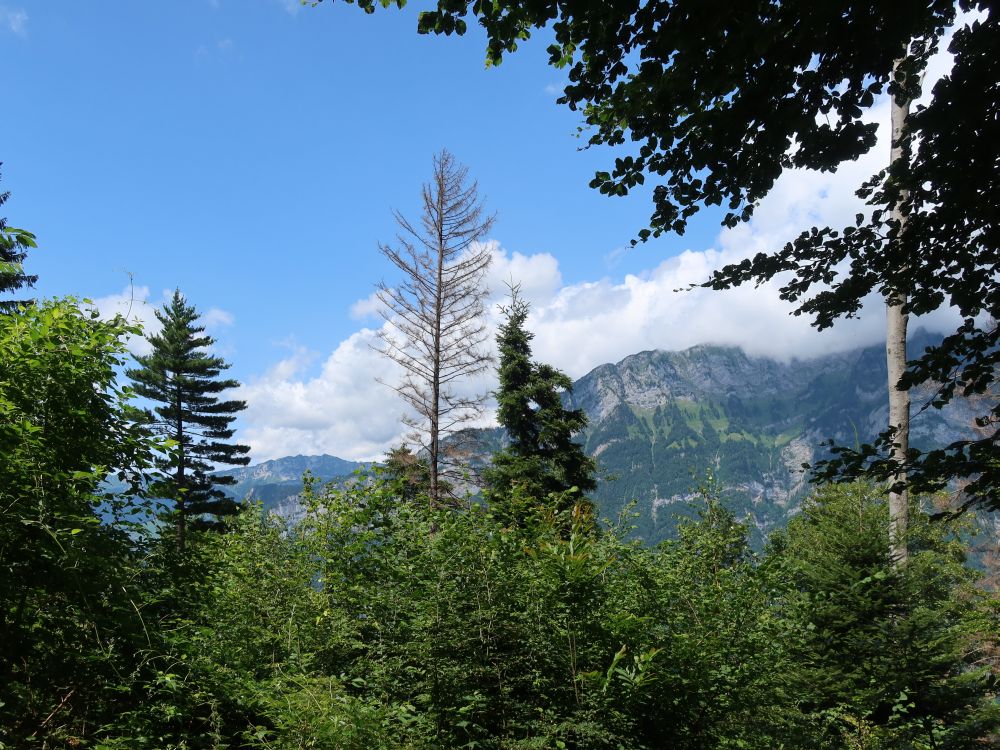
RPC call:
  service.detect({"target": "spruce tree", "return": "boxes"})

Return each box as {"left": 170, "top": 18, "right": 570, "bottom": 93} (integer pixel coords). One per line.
{"left": 0, "top": 165, "right": 38, "bottom": 312}
{"left": 485, "top": 286, "right": 596, "bottom": 523}
{"left": 128, "top": 290, "right": 250, "bottom": 550}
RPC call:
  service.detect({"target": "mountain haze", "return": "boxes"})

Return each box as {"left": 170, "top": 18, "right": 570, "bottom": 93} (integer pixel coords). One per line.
{"left": 215, "top": 454, "right": 362, "bottom": 517}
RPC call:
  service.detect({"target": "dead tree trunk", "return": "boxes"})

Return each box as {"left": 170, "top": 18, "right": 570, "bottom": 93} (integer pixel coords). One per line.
{"left": 374, "top": 150, "right": 495, "bottom": 508}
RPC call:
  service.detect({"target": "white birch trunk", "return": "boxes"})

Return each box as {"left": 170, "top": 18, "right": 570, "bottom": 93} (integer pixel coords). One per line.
{"left": 887, "top": 55, "right": 912, "bottom": 567}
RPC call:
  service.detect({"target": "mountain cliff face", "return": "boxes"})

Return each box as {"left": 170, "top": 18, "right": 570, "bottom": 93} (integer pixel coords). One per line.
{"left": 568, "top": 333, "right": 975, "bottom": 543}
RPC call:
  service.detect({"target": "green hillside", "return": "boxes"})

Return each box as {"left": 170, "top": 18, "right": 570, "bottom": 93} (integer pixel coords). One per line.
{"left": 566, "top": 334, "right": 975, "bottom": 544}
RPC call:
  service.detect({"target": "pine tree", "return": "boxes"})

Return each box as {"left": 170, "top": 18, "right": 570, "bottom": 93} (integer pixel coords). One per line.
{"left": 382, "top": 444, "right": 433, "bottom": 505}
{"left": 127, "top": 290, "right": 250, "bottom": 550}
{"left": 485, "top": 286, "right": 596, "bottom": 523}
{"left": 0, "top": 165, "right": 38, "bottom": 312}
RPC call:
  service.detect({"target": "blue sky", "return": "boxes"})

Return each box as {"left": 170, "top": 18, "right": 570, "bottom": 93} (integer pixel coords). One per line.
{"left": 3, "top": 1, "right": 719, "bottom": 369}
{"left": 2, "top": 1, "right": 967, "bottom": 461}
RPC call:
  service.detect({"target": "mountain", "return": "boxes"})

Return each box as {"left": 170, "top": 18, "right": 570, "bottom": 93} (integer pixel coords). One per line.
{"left": 214, "top": 454, "right": 362, "bottom": 517}
{"left": 564, "top": 331, "right": 975, "bottom": 543}
{"left": 224, "top": 332, "right": 978, "bottom": 546}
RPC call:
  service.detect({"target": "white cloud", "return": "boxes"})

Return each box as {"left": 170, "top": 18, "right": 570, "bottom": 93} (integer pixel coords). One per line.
{"left": 202, "top": 306, "right": 235, "bottom": 329}
{"left": 481, "top": 242, "right": 562, "bottom": 307}
{"left": 237, "top": 22, "right": 972, "bottom": 463}
{"left": 88, "top": 285, "right": 236, "bottom": 356}
{"left": 239, "top": 226, "right": 962, "bottom": 464}
{"left": 277, "top": 0, "right": 302, "bottom": 16}
{"left": 238, "top": 328, "right": 413, "bottom": 462}
{"left": 88, "top": 285, "right": 160, "bottom": 355}
{"left": 349, "top": 290, "right": 383, "bottom": 320}
{"left": 0, "top": 6, "right": 27, "bottom": 36}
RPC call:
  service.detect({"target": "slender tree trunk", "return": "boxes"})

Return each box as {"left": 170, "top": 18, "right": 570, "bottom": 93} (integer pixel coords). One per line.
{"left": 886, "top": 54, "right": 912, "bottom": 567}
{"left": 886, "top": 300, "right": 909, "bottom": 564}
{"left": 430, "top": 185, "right": 446, "bottom": 510}
{"left": 175, "top": 382, "right": 186, "bottom": 553}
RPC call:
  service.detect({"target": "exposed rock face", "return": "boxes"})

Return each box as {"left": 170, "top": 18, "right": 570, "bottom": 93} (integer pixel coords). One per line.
{"left": 214, "top": 454, "right": 362, "bottom": 516}
{"left": 565, "top": 332, "right": 974, "bottom": 544}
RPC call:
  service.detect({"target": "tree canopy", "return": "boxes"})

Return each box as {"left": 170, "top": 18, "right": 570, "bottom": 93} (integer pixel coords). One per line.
{"left": 0, "top": 300, "right": 155, "bottom": 745}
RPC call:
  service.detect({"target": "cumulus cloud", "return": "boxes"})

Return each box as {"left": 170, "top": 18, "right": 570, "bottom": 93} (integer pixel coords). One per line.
{"left": 237, "top": 131, "right": 962, "bottom": 459}
{"left": 238, "top": 329, "right": 413, "bottom": 462}
{"left": 237, "top": 26, "right": 972, "bottom": 462}
{"left": 88, "top": 285, "right": 235, "bottom": 356}
{"left": 349, "top": 290, "right": 383, "bottom": 320}
{"left": 239, "top": 231, "right": 962, "bottom": 464}
{"left": 202, "top": 306, "right": 235, "bottom": 329}
{"left": 481, "top": 242, "right": 563, "bottom": 306}
{"left": 87, "top": 285, "right": 161, "bottom": 355}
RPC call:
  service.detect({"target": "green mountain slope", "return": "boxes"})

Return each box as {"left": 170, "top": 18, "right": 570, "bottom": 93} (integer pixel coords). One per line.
{"left": 565, "top": 333, "right": 976, "bottom": 543}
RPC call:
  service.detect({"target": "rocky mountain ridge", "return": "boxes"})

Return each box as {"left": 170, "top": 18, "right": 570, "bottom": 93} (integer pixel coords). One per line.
{"left": 567, "top": 332, "right": 974, "bottom": 542}
{"left": 225, "top": 332, "right": 977, "bottom": 545}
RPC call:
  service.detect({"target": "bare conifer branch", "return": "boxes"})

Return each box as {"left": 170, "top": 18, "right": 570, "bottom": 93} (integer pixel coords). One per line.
{"left": 372, "top": 150, "right": 495, "bottom": 506}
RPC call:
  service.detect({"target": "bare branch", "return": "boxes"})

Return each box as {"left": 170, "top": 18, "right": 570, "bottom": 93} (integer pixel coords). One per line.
{"left": 371, "top": 150, "right": 495, "bottom": 506}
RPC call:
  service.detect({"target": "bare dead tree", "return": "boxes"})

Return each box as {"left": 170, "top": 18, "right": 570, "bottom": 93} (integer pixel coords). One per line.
{"left": 374, "top": 150, "right": 495, "bottom": 507}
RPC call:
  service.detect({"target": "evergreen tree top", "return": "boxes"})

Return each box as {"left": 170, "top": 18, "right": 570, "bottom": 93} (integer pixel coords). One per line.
{"left": 487, "top": 285, "right": 597, "bottom": 522}
{"left": 126, "top": 289, "right": 249, "bottom": 549}
{"left": 0, "top": 165, "right": 39, "bottom": 312}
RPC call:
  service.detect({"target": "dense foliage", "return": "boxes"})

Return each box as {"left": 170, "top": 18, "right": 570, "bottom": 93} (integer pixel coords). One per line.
{"left": 3, "top": 310, "right": 996, "bottom": 749}
{"left": 86, "top": 480, "right": 1000, "bottom": 748}
{"left": 0, "top": 300, "right": 154, "bottom": 746}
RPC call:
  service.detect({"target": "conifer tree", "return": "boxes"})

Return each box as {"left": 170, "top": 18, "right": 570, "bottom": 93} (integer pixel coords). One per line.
{"left": 382, "top": 444, "right": 433, "bottom": 505}
{"left": 0, "top": 165, "right": 38, "bottom": 312}
{"left": 773, "top": 483, "right": 999, "bottom": 745}
{"left": 485, "top": 286, "right": 596, "bottom": 522}
{"left": 374, "top": 150, "right": 494, "bottom": 507}
{"left": 127, "top": 290, "right": 250, "bottom": 550}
